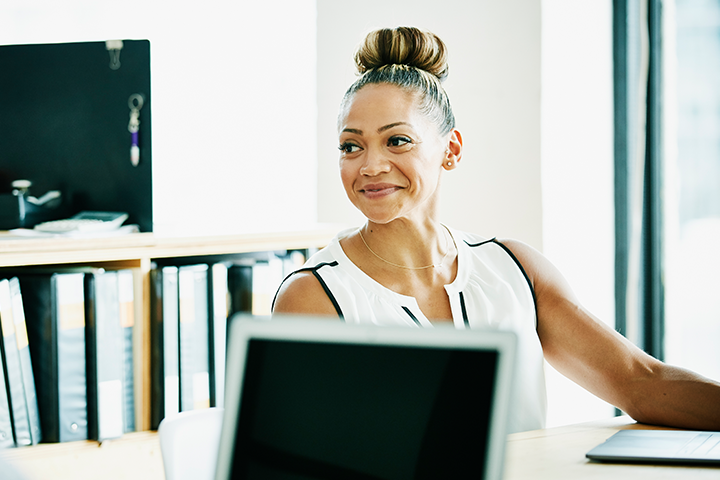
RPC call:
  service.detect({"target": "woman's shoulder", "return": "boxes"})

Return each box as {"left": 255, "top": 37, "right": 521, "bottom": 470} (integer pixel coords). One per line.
{"left": 271, "top": 228, "right": 354, "bottom": 317}
{"left": 488, "top": 237, "right": 573, "bottom": 301}
{"left": 272, "top": 269, "right": 339, "bottom": 316}
{"left": 453, "top": 230, "right": 547, "bottom": 283}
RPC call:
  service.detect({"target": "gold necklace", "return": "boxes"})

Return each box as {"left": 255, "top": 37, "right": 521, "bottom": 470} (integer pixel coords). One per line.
{"left": 357, "top": 227, "right": 453, "bottom": 270}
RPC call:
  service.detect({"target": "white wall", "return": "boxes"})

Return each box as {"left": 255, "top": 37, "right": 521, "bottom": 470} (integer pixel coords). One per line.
{"left": 316, "top": 0, "right": 544, "bottom": 249}
{"left": 0, "top": 0, "right": 318, "bottom": 236}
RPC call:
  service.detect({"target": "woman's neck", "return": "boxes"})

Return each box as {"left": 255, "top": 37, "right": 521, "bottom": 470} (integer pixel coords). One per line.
{"left": 340, "top": 219, "right": 459, "bottom": 321}
{"left": 359, "top": 220, "right": 453, "bottom": 272}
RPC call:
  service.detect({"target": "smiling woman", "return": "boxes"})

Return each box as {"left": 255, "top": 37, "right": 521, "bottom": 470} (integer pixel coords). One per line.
{"left": 337, "top": 83, "right": 460, "bottom": 228}
{"left": 272, "top": 26, "right": 720, "bottom": 435}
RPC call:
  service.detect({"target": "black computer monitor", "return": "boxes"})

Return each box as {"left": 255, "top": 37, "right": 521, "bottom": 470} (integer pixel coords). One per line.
{"left": 215, "top": 317, "right": 517, "bottom": 480}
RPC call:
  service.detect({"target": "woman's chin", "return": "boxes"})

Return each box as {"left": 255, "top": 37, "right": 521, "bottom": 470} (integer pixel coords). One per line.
{"left": 359, "top": 212, "right": 396, "bottom": 225}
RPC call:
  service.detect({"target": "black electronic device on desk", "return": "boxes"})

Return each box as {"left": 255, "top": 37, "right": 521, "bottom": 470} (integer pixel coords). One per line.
{"left": 0, "top": 39, "right": 152, "bottom": 232}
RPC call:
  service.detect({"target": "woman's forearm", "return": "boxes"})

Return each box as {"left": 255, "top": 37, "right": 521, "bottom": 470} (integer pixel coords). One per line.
{"left": 628, "top": 363, "right": 720, "bottom": 430}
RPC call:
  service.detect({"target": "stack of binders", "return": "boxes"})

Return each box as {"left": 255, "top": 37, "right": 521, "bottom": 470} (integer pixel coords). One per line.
{"left": 150, "top": 250, "right": 305, "bottom": 429}
{"left": 150, "top": 263, "right": 227, "bottom": 429}
{"left": 1, "top": 250, "right": 307, "bottom": 443}
{"left": 0, "top": 267, "right": 138, "bottom": 445}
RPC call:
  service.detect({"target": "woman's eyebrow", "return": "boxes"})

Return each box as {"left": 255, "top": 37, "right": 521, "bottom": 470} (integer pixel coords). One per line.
{"left": 378, "top": 122, "right": 411, "bottom": 133}
{"left": 341, "top": 122, "right": 411, "bottom": 136}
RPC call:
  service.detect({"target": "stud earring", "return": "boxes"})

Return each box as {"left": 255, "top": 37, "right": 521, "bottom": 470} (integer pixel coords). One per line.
{"left": 447, "top": 161, "right": 453, "bottom": 167}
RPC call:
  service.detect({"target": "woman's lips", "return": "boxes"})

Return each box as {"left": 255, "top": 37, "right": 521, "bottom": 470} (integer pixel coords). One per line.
{"left": 359, "top": 183, "right": 401, "bottom": 199}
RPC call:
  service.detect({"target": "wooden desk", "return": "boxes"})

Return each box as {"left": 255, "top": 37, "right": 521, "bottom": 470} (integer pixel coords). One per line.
{"left": 0, "top": 431, "right": 164, "bottom": 480}
{"left": 3, "top": 416, "right": 719, "bottom": 479}
{"left": 505, "top": 416, "right": 720, "bottom": 479}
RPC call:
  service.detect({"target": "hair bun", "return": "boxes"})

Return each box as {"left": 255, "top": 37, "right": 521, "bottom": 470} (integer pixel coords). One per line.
{"left": 354, "top": 27, "right": 449, "bottom": 82}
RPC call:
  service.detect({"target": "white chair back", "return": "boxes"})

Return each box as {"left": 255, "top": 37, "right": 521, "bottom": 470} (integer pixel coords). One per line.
{"left": 158, "top": 407, "right": 224, "bottom": 480}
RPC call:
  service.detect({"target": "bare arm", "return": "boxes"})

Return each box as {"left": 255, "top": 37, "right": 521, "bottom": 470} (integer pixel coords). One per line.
{"left": 272, "top": 271, "right": 341, "bottom": 318}
{"left": 500, "top": 238, "right": 720, "bottom": 430}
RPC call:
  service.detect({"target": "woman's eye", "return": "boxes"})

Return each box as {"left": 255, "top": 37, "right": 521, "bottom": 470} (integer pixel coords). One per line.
{"left": 388, "top": 136, "right": 412, "bottom": 148}
{"left": 339, "top": 142, "right": 361, "bottom": 154}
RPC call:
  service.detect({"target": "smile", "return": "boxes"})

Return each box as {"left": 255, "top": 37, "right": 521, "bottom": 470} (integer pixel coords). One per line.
{"left": 359, "top": 183, "right": 401, "bottom": 198}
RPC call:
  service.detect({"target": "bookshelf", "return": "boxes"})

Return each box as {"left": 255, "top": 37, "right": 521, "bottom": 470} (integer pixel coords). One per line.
{"left": 0, "top": 227, "right": 337, "bottom": 479}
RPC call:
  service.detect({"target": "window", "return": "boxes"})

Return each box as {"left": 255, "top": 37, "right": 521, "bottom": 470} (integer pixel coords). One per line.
{"left": 664, "top": 0, "right": 720, "bottom": 381}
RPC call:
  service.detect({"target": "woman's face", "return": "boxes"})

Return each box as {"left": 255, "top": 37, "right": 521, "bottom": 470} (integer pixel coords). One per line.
{"left": 337, "top": 83, "right": 457, "bottom": 225}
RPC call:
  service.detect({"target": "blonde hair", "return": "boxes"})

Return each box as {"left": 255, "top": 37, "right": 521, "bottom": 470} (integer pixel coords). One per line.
{"left": 340, "top": 27, "right": 455, "bottom": 135}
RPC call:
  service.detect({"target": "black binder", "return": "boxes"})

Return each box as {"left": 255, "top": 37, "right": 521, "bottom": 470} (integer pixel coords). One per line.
{"left": 150, "top": 266, "right": 180, "bottom": 429}
{"left": 228, "top": 264, "right": 253, "bottom": 317}
{"left": 85, "top": 271, "right": 125, "bottom": 441}
{"left": 17, "top": 272, "right": 88, "bottom": 443}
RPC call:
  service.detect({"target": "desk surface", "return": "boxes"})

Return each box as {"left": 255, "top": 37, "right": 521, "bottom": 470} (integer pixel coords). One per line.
{"left": 2, "top": 416, "right": 718, "bottom": 479}
{"left": 505, "top": 416, "right": 719, "bottom": 479}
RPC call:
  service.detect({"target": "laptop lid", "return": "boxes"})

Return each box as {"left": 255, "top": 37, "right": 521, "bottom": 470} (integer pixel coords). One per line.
{"left": 586, "top": 429, "right": 720, "bottom": 465}
{"left": 215, "top": 315, "right": 518, "bottom": 480}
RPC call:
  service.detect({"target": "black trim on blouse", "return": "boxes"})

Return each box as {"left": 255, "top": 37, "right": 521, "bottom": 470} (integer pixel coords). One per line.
{"left": 401, "top": 306, "right": 422, "bottom": 326}
{"left": 459, "top": 291, "right": 470, "bottom": 328}
{"left": 272, "top": 261, "right": 344, "bottom": 320}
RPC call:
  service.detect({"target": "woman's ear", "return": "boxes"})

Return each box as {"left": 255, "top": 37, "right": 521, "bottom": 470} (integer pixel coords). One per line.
{"left": 443, "top": 129, "right": 463, "bottom": 170}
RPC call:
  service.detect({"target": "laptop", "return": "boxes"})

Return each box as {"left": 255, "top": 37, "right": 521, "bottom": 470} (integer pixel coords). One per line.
{"left": 214, "top": 315, "right": 518, "bottom": 480}
{"left": 586, "top": 429, "right": 720, "bottom": 465}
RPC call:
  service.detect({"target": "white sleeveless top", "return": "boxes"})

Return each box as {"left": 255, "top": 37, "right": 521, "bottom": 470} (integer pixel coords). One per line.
{"left": 274, "top": 227, "right": 547, "bottom": 433}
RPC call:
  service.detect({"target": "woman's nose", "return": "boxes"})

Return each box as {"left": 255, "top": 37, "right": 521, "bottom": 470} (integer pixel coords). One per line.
{"left": 359, "top": 149, "right": 392, "bottom": 176}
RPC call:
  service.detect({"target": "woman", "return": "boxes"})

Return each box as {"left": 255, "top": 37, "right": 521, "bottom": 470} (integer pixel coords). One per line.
{"left": 273, "top": 26, "right": 720, "bottom": 433}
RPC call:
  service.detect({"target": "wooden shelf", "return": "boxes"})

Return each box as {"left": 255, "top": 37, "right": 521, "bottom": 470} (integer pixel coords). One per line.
{"left": 0, "top": 227, "right": 339, "bottom": 267}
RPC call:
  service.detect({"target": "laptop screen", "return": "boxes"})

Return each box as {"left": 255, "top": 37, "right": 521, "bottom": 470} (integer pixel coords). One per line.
{"left": 216, "top": 318, "right": 516, "bottom": 480}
